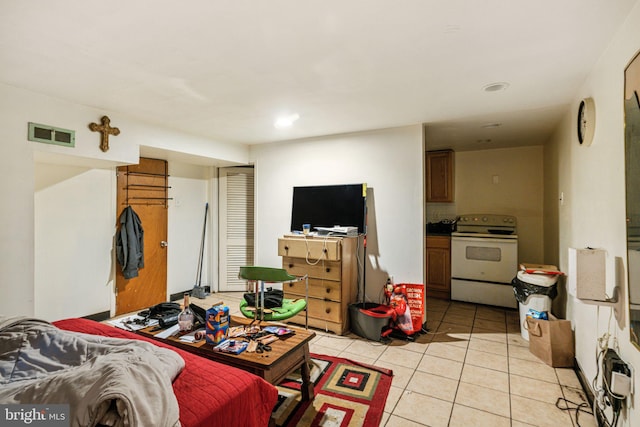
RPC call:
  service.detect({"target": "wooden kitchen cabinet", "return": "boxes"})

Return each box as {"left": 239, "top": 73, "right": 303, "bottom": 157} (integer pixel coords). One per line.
{"left": 426, "top": 150, "right": 454, "bottom": 202}
{"left": 278, "top": 235, "right": 358, "bottom": 335}
{"left": 426, "top": 235, "right": 451, "bottom": 300}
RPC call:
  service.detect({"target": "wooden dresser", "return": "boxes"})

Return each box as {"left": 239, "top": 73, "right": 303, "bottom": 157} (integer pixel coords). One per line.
{"left": 278, "top": 235, "right": 358, "bottom": 335}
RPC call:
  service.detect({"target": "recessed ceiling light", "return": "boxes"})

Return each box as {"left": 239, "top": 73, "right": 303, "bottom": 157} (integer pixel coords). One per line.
{"left": 483, "top": 82, "right": 509, "bottom": 92}
{"left": 482, "top": 123, "right": 502, "bottom": 128}
{"left": 274, "top": 113, "right": 300, "bottom": 129}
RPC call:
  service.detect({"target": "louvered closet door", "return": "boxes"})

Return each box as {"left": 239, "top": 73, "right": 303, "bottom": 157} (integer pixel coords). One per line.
{"left": 219, "top": 167, "right": 254, "bottom": 292}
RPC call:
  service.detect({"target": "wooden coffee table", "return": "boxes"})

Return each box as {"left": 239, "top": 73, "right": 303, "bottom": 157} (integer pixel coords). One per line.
{"left": 138, "top": 315, "right": 316, "bottom": 401}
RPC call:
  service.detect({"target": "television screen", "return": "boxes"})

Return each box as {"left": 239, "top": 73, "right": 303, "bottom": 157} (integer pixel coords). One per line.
{"left": 290, "top": 184, "right": 367, "bottom": 234}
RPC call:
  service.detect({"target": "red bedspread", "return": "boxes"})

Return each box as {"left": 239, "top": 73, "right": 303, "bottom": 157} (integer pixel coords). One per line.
{"left": 53, "top": 318, "right": 278, "bottom": 427}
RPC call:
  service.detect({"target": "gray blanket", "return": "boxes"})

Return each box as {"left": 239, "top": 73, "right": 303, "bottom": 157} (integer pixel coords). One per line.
{"left": 0, "top": 316, "right": 184, "bottom": 427}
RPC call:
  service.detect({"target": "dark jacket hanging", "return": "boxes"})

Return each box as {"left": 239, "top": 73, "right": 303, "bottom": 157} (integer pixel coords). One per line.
{"left": 116, "top": 206, "right": 144, "bottom": 279}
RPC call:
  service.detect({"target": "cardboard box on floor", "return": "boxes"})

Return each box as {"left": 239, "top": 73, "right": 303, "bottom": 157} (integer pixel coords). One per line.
{"left": 525, "top": 314, "right": 574, "bottom": 368}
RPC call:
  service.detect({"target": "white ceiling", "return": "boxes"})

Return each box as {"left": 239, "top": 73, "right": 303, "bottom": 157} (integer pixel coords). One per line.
{"left": 1, "top": 1, "right": 637, "bottom": 151}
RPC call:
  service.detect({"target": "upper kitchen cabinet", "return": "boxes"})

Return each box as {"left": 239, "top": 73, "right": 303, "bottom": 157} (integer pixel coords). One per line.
{"left": 426, "top": 150, "right": 454, "bottom": 202}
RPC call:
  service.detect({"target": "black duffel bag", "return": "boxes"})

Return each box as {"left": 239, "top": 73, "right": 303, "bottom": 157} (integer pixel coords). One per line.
{"left": 243, "top": 288, "right": 284, "bottom": 309}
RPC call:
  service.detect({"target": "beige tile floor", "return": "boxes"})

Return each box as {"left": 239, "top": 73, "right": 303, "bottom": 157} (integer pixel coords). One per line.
{"left": 191, "top": 292, "right": 596, "bottom": 427}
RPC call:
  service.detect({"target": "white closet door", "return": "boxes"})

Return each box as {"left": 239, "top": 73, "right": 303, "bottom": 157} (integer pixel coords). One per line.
{"left": 219, "top": 167, "right": 254, "bottom": 292}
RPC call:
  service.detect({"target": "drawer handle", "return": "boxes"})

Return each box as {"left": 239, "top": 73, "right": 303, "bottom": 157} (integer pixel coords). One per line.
{"left": 289, "top": 283, "right": 294, "bottom": 288}
{"left": 326, "top": 268, "right": 331, "bottom": 273}
{"left": 284, "top": 245, "right": 289, "bottom": 251}
{"left": 325, "top": 308, "right": 331, "bottom": 314}
{"left": 289, "top": 263, "right": 294, "bottom": 268}
{"left": 326, "top": 288, "right": 331, "bottom": 293}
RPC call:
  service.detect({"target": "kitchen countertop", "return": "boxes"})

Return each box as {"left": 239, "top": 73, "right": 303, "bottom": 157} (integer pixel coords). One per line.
{"left": 426, "top": 221, "right": 456, "bottom": 236}
{"left": 426, "top": 232, "right": 451, "bottom": 237}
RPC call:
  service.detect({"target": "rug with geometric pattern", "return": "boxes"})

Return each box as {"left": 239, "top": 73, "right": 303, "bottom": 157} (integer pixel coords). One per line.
{"left": 272, "top": 353, "right": 394, "bottom": 427}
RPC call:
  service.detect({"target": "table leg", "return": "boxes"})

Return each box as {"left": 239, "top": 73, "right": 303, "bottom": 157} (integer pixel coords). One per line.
{"left": 300, "top": 344, "right": 314, "bottom": 401}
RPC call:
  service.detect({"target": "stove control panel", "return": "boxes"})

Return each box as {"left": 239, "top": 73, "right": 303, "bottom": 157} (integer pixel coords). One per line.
{"left": 457, "top": 214, "right": 516, "bottom": 227}
{"left": 455, "top": 214, "right": 517, "bottom": 235}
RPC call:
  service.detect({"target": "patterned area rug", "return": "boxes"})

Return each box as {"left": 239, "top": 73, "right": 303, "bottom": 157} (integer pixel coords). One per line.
{"left": 272, "top": 353, "right": 393, "bottom": 427}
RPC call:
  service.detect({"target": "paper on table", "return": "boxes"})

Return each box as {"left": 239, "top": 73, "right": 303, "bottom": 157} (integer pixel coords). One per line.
{"left": 108, "top": 315, "right": 158, "bottom": 331}
{"left": 156, "top": 324, "right": 180, "bottom": 339}
{"left": 179, "top": 328, "right": 205, "bottom": 343}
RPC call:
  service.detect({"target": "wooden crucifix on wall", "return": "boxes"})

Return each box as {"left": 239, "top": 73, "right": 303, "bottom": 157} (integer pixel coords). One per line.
{"left": 89, "top": 115, "right": 120, "bottom": 152}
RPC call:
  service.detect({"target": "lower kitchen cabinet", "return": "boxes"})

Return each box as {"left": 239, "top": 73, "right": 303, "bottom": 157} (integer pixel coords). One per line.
{"left": 426, "top": 235, "right": 451, "bottom": 300}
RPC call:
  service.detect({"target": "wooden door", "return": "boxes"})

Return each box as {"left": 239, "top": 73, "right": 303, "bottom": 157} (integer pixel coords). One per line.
{"left": 115, "top": 158, "right": 168, "bottom": 315}
{"left": 219, "top": 167, "right": 254, "bottom": 292}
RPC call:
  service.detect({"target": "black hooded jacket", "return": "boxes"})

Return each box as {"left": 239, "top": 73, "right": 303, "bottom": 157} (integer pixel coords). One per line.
{"left": 116, "top": 206, "right": 144, "bottom": 279}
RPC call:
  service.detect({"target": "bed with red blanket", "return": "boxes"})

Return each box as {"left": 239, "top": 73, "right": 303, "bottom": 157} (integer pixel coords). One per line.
{"left": 53, "top": 318, "right": 277, "bottom": 427}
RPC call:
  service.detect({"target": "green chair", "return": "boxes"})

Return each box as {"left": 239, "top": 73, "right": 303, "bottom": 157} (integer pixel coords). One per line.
{"left": 238, "top": 266, "right": 308, "bottom": 328}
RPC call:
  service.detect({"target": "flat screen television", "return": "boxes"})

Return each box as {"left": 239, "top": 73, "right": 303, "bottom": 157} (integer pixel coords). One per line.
{"left": 290, "top": 183, "right": 367, "bottom": 234}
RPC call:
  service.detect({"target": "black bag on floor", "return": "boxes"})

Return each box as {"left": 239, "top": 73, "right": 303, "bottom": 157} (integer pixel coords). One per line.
{"left": 243, "top": 288, "right": 284, "bottom": 308}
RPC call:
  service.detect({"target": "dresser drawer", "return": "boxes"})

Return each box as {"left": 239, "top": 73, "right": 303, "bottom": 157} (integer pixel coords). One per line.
{"left": 303, "top": 298, "right": 343, "bottom": 323}
{"left": 282, "top": 257, "right": 342, "bottom": 281}
{"left": 278, "top": 237, "right": 341, "bottom": 261}
{"left": 284, "top": 277, "right": 342, "bottom": 301}
{"left": 288, "top": 315, "right": 344, "bottom": 335}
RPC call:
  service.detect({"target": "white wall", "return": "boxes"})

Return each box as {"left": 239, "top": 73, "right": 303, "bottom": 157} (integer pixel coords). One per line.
{"left": 0, "top": 86, "right": 35, "bottom": 316}
{"left": 455, "top": 146, "right": 545, "bottom": 264}
{"left": 34, "top": 165, "right": 115, "bottom": 320}
{"left": 250, "top": 125, "right": 424, "bottom": 302}
{"left": 547, "top": 3, "right": 640, "bottom": 424}
{"left": 167, "top": 162, "right": 215, "bottom": 296}
{"left": 0, "top": 83, "right": 248, "bottom": 317}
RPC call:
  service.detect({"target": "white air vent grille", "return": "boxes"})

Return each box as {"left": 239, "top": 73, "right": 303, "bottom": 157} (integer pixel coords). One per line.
{"left": 28, "top": 122, "right": 75, "bottom": 147}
